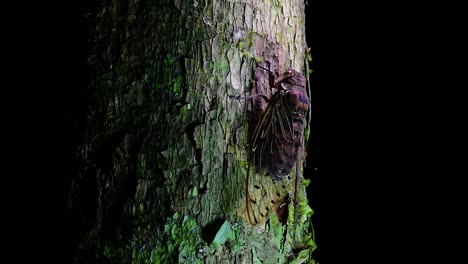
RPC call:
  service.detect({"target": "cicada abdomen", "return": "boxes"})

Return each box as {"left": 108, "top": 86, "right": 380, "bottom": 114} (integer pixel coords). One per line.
{"left": 240, "top": 67, "right": 309, "bottom": 226}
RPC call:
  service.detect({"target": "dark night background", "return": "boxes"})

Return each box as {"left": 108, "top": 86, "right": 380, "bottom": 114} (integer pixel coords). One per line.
{"left": 6, "top": 1, "right": 456, "bottom": 263}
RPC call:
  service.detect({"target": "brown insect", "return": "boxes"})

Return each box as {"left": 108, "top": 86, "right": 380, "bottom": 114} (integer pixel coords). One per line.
{"left": 237, "top": 65, "right": 309, "bottom": 231}
{"left": 251, "top": 66, "right": 308, "bottom": 181}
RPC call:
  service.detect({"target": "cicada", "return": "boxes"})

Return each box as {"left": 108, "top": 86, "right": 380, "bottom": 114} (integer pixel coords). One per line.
{"left": 237, "top": 65, "right": 309, "bottom": 229}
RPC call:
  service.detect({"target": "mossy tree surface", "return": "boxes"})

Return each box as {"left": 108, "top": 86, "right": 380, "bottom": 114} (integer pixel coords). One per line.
{"left": 71, "top": 0, "right": 314, "bottom": 263}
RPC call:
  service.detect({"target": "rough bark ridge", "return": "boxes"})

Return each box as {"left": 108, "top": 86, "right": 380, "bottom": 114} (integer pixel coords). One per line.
{"left": 70, "top": 0, "right": 314, "bottom": 263}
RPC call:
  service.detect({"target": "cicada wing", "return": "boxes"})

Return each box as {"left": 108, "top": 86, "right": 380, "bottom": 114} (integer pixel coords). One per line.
{"left": 239, "top": 92, "right": 297, "bottom": 226}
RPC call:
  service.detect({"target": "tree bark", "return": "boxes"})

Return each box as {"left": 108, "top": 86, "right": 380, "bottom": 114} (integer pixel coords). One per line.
{"left": 70, "top": 0, "right": 315, "bottom": 263}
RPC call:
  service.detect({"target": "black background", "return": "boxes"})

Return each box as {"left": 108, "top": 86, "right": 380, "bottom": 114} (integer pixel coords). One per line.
{"left": 303, "top": 2, "right": 460, "bottom": 263}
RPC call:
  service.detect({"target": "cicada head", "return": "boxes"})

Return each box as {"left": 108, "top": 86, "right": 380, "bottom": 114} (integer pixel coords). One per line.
{"left": 276, "top": 68, "right": 306, "bottom": 91}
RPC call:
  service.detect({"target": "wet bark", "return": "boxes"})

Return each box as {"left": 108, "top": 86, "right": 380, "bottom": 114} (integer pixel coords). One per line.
{"left": 70, "top": 0, "right": 314, "bottom": 263}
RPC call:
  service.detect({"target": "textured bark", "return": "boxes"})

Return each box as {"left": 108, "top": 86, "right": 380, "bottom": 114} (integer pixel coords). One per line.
{"left": 70, "top": 0, "right": 314, "bottom": 263}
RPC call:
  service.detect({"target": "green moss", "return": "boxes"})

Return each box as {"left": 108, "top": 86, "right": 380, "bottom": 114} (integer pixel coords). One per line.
{"left": 304, "top": 127, "right": 310, "bottom": 146}
{"left": 236, "top": 33, "right": 258, "bottom": 62}
{"left": 272, "top": 0, "right": 282, "bottom": 7}
{"left": 305, "top": 48, "right": 314, "bottom": 79}
{"left": 227, "top": 222, "right": 246, "bottom": 252}
{"left": 306, "top": 51, "right": 313, "bottom": 62}
{"left": 144, "top": 54, "right": 185, "bottom": 98}
{"left": 303, "top": 232, "right": 317, "bottom": 251}
{"left": 172, "top": 75, "right": 184, "bottom": 97}
{"left": 284, "top": 187, "right": 317, "bottom": 263}
{"left": 242, "top": 50, "right": 253, "bottom": 59}
{"left": 103, "top": 243, "right": 131, "bottom": 264}
{"left": 298, "top": 200, "right": 314, "bottom": 224}
{"left": 267, "top": 215, "right": 286, "bottom": 262}
{"left": 102, "top": 213, "right": 203, "bottom": 264}
{"left": 301, "top": 178, "right": 311, "bottom": 187}
{"left": 238, "top": 159, "right": 248, "bottom": 169}
{"left": 208, "top": 59, "right": 230, "bottom": 82}
{"left": 162, "top": 214, "right": 202, "bottom": 263}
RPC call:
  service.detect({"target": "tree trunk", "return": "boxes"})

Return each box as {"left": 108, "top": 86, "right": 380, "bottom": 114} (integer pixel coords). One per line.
{"left": 70, "top": 0, "right": 315, "bottom": 263}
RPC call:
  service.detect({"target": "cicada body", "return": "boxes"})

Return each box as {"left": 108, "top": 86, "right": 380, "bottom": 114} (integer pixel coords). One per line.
{"left": 251, "top": 68, "right": 309, "bottom": 182}
{"left": 240, "top": 67, "right": 309, "bottom": 226}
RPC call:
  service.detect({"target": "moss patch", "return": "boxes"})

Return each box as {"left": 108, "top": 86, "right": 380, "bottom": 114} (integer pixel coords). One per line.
{"left": 102, "top": 213, "right": 204, "bottom": 264}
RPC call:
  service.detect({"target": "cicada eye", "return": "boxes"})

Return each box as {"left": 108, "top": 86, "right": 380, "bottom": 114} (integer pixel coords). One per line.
{"left": 284, "top": 70, "right": 294, "bottom": 78}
